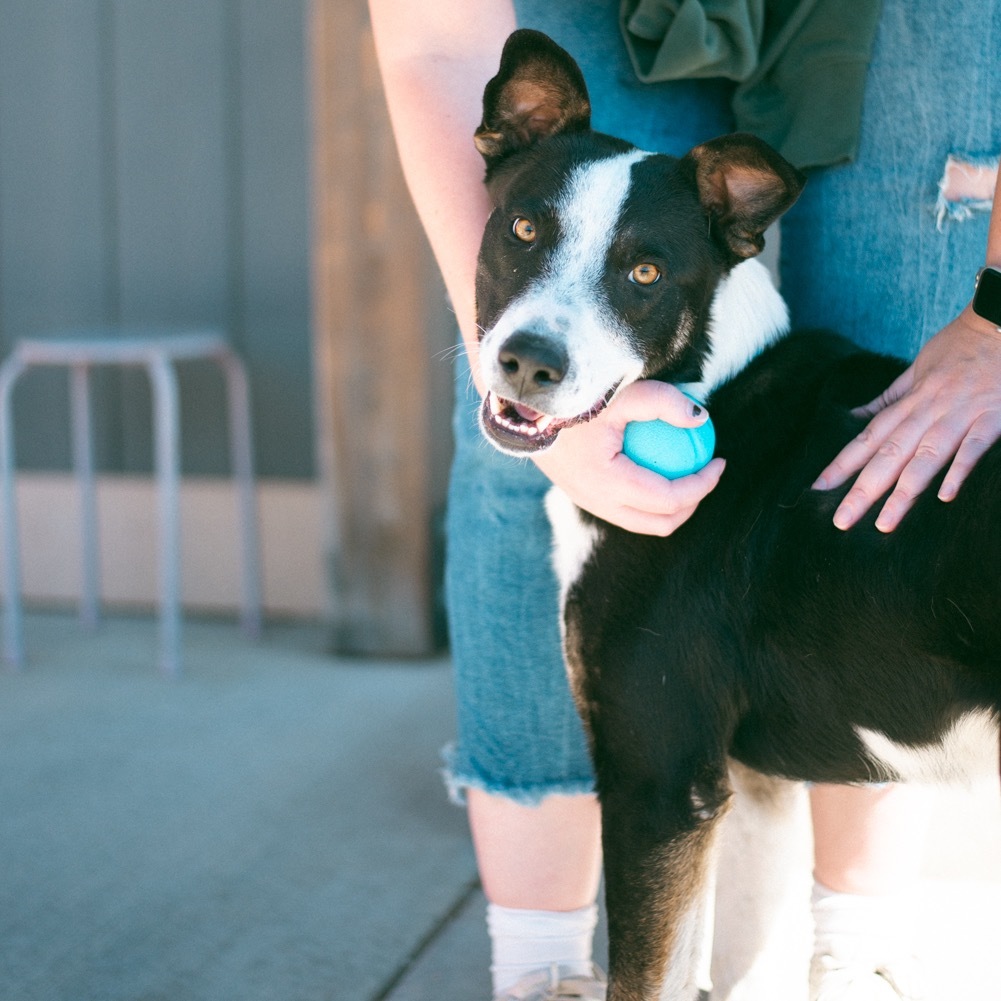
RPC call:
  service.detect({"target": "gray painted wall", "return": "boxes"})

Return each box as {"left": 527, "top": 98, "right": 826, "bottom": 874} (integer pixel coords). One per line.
{"left": 0, "top": 0, "right": 314, "bottom": 478}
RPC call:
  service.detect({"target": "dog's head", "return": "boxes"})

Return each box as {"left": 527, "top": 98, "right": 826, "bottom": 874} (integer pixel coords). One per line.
{"left": 474, "top": 29, "right": 805, "bottom": 455}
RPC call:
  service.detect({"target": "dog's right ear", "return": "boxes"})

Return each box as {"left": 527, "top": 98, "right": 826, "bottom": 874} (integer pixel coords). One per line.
{"left": 686, "top": 134, "right": 806, "bottom": 263}
{"left": 474, "top": 30, "right": 591, "bottom": 168}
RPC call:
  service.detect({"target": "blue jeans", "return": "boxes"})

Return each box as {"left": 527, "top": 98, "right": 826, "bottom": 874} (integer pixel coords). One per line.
{"left": 444, "top": 0, "right": 1001, "bottom": 804}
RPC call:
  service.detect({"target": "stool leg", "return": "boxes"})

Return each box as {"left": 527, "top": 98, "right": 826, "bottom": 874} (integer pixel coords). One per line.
{"left": 0, "top": 354, "right": 27, "bottom": 668}
{"left": 147, "top": 354, "right": 182, "bottom": 678}
{"left": 70, "top": 363, "right": 100, "bottom": 630}
{"left": 217, "top": 349, "right": 261, "bottom": 638}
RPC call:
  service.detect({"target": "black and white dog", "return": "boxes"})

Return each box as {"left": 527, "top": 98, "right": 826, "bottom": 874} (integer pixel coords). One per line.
{"left": 472, "top": 29, "right": 1001, "bottom": 1001}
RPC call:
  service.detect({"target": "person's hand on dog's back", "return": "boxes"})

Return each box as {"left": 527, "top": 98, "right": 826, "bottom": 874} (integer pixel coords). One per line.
{"left": 814, "top": 306, "right": 1001, "bottom": 532}
{"left": 815, "top": 168, "right": 1001, "bottom": 533}
{"left": 531, "top": 379, "right": 725, "bottom": 536}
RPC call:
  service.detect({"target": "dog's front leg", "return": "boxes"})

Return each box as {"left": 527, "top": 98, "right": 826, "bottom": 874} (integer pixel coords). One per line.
{"left": 600, "top": 766, "right": 729, "bottom": 1001}
{"left": 710, "top": 762, "right": 812, "bottom": 1000}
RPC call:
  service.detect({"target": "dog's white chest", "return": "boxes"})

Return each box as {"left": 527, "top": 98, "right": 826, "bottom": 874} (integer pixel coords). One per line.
{"left": 546, "top": 487, "right": 603, "bottom": 609}
{"left": 857, "top": 709, "right": 999, "bottom": 785}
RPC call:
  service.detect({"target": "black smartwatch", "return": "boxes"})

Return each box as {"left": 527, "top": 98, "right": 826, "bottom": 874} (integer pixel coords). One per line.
{"left": 972, "top": 266, "right": 1001, "bottom": 330}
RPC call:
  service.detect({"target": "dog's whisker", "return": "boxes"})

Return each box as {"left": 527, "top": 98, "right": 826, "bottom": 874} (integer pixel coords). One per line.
{"left": 433, "top": 342, "right": 466, "bottom": 365}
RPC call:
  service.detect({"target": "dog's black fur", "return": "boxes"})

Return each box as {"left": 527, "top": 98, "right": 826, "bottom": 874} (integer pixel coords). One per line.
{"left": 473, "top": 30, "right": 1001, "bottom": 1001}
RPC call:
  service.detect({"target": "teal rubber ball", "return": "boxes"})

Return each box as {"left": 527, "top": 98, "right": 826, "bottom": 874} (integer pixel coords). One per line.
{"left": 622, "top": 397, "right": 715, "bottom": 480}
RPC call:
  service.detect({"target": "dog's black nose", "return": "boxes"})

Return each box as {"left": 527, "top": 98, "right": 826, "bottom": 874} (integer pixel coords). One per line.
{"left": 498, "top": 331, "right": 568, "bottom": 388}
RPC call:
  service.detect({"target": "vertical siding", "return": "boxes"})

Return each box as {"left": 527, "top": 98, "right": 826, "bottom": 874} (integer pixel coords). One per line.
{"left": 0, "top": 0, "right": 314, "bottom": 478}
{"left": 0, "top": 2, "right": 109, "bottom": 469}
{"left": 236, "top": 0, "right": 314, "bottom": 479}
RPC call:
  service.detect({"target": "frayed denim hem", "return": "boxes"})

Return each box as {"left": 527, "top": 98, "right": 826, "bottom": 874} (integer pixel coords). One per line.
{"left": 440, "top": 743, "right": 596, "bottom": 807}
{"left": 935, "top": 153, "right": 999, "bottom": 230}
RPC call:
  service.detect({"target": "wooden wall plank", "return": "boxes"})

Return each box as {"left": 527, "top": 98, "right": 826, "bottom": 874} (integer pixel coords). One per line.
{"left": 310, "top": 0, "right": 452, "bottom": 654}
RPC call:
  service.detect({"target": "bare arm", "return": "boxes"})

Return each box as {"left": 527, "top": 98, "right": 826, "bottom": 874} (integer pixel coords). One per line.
{"left": 814, "top": 165, "right": 1001, "bottom": 531}
{"left": 369, "top": 0, "right": 516, "bottom": 387}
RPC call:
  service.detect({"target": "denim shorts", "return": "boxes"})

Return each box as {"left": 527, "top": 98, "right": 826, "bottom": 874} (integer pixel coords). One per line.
{"left": 444, "top": 0, "right": 1001, "bottom": 804}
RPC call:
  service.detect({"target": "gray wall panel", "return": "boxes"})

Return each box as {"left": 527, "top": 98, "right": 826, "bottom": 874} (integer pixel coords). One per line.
{"left": 0, "top": 0, "right": 314, "bottom": 478}
{"left": 112, "top": 1, "right": 238, "bottom": 475}
{"left": 237, "top": 0, "right": 314, "bottom": 478}
{"left": 0, "top": 1, "right": 110, "bottom": 468}
{"left": 113, "top": 2, "right": 232, "bottom": 328}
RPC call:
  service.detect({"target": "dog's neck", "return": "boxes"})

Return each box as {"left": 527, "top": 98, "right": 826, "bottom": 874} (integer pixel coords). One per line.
{"left": 681, "top": 258, "right": 790, "bottom": 402}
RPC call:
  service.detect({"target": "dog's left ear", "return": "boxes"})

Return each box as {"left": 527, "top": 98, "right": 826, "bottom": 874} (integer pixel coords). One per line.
{"left": 474, "top": 29, "right": 591, "bottom": 169}
{"left": 685, "top": 134, "right": 806, "bottom": 262}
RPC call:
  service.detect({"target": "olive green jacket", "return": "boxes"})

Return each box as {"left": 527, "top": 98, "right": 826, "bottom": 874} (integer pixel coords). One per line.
{"left": 620, "top": 0, "right": 882, "bottom": 168}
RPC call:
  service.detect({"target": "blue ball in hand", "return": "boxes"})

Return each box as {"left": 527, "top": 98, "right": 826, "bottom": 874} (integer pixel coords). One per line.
{"left": 622, "top": 395, "right": 715, "bottom": 480}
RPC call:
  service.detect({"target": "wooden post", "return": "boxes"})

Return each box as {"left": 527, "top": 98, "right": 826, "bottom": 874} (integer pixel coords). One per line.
{"left": 309, "top": 0, "right": 453, "bottom": 655}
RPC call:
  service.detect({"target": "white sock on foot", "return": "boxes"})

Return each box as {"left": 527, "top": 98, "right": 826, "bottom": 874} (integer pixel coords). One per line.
{"left": 811, "top": 881, "right": 909, "bottom": 963}
{"left": 487, "top": 902, "right": 598, "bottom": 996}
{"left": 811, "top": 882, "right": 924, "bottom": 1000}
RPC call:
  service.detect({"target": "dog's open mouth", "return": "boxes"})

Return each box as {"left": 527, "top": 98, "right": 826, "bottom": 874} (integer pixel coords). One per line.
{"left": 481, "top": 384, "right": 619, "bottom": 453}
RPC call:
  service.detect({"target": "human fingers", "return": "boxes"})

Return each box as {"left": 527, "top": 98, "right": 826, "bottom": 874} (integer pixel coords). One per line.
{"left": 812, "top": 369, "right": 915, "bottom": 492}
{"left": 824, "top": 381, "right": 986, "bottom": 532}
{"left": 601, "top": 457, "right": 726, "bottom": 535}
{"left": 605, "top": 378, "right": 710, "bottom": 430}
{"left": 534, "top": 414, "right": 724, "bottom": 534}
{"left": 845, "top": 415, "right": 967, "bottom": 532}
{"left": 830, "top": 402, "right": 1001, "bottom": 532}
{"left": 612, "top": 501, "right": 706, "bottom": 537}
{"left": 532, "top": 378, "right": 722, "bottom": 533}
{"left": 938, "top": 410, "right": 1001, "bottom": 502}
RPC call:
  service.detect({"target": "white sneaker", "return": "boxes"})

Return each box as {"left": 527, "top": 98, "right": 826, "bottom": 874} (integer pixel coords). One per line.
{"left": 493, "top": 964, "right": 607, "bottom": 1001}
{"left": 810, "top": 949, "right": 925, "bottom": 1001}
{"left": 810, "top": 884, "right": 927, "bottom": 1001}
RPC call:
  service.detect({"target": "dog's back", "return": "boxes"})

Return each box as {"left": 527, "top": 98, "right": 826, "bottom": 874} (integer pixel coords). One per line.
{"left": 565, "top": 328, "right": 1001, "bottom": 790}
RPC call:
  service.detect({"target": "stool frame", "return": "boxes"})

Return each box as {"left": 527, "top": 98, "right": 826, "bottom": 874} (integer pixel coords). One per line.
{"left": 0, "top": 331, "right": 262, "bottom": 677}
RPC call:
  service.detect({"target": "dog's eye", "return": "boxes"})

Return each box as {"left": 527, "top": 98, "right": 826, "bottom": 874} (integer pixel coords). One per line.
{"left": 512, "top": 217, "right": 537, "bottom": 243}
{"left": 629, "top": 263, "right": 661, "bottom": 286}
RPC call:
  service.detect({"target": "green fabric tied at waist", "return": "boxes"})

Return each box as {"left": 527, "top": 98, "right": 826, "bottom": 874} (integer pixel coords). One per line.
{"left": 620, "top": 0, "right": 883, "bottom": 169}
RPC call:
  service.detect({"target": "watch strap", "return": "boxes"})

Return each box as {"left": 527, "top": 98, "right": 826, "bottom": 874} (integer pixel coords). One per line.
{"left": 973, "top": 266, "right": 1001, "bottom": 330}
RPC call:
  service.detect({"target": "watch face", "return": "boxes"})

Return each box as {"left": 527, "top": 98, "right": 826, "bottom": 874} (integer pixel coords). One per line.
{"left": 974, "top": 267, "right": 1001, "bottom": 326}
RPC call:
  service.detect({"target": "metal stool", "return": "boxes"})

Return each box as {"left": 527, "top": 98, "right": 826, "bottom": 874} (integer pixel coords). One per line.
{"left": 0, "top": 330, "right": 262, "bottom": 677}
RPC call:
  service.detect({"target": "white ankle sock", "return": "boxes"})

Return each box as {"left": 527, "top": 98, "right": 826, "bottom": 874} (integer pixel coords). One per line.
{"left": 811, "top": 881, "right": 910, "bottom": 964}
{"left": 487, "top": 902, "right": 598, "bottom": 995}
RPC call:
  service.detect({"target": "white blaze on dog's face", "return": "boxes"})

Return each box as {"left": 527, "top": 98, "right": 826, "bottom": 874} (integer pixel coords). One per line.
{"left": 477, "top": 150, "right": 649, "bottom": 454}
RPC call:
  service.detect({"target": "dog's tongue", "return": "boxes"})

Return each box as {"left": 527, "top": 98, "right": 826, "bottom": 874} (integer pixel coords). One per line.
{"left": 512, "top": 401, "right": 545, "bottom": 423}
{"left": 486, "top": 391, "right": 558, "bottom": 437}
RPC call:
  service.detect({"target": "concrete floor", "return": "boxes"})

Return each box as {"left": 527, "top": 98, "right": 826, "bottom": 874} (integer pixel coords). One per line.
{"left": 1, "top": 611, "right": 997, "bottom": 1001}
